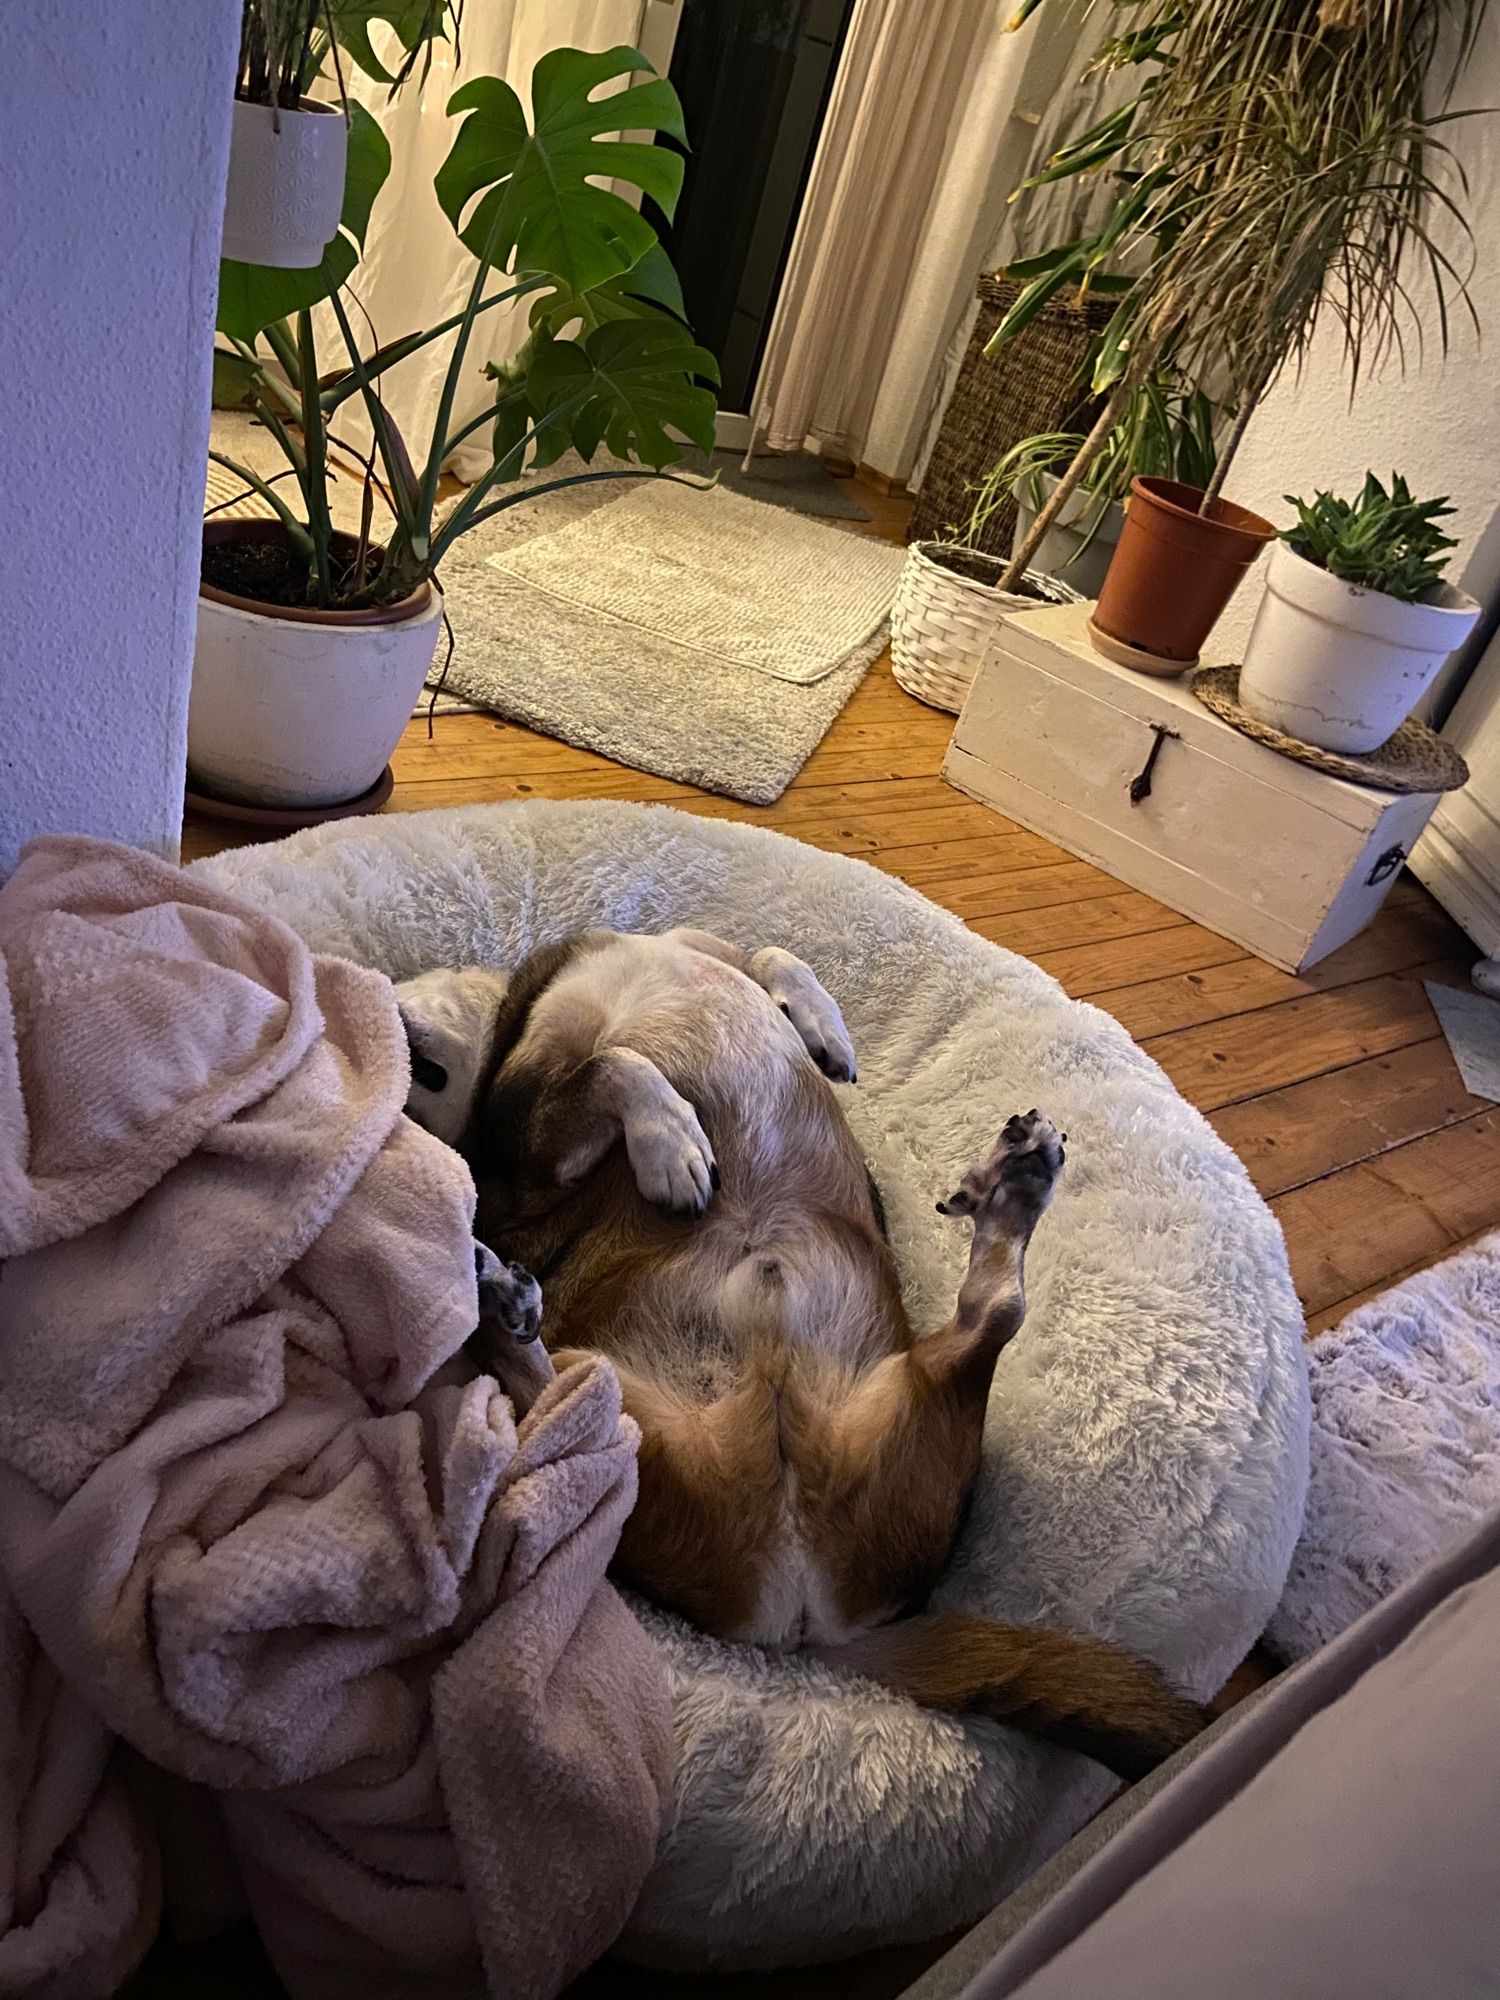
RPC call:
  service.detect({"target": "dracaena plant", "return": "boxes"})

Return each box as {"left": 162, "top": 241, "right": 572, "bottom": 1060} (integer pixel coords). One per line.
{"left": 992, "top": 0, "right": 1489, "bottom": 591}
{"left": 1283, "top": 473, "right": 1458, "bottom": 600}
{"left": 957, "top": 371, "right": 1218, "bottom": 561}
{"left": 212, "top": 45, "right": 719, "bottom": 612}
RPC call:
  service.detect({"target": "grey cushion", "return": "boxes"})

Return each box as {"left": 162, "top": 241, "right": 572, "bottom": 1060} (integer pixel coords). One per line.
{"left": 948, "top": 1507, "right": 1500, "bottom": 2000}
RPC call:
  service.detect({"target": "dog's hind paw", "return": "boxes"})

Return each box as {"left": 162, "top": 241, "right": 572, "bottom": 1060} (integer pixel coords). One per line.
{"left": 474, "top": 1242, "right": 544, "bottom": 1342}
{"left": 937, "top": 1110, "right": 1065, "bottom": 1219}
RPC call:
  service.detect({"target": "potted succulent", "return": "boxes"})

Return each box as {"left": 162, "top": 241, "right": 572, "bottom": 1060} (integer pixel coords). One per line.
{"left": 1239, "top": 474, "right": 1480, "bottom": 752}
{"left": 993, "top": 0, "right": 1485, "bottom": 675}
{"left": 197, "top": 45, "right": 716, "bottom": 812}
{"left": 222, "top": 1, "right": 457, "bottom": 270}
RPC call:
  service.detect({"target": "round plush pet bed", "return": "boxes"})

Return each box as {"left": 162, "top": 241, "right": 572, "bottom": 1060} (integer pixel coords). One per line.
{"left": 195, "top": 801, "right": 1309, "bottom": 1969}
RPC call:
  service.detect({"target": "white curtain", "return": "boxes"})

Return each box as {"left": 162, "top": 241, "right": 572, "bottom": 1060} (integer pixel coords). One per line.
{"left": 747, "top": 0, "right": 993, "bottom": 467}
{"left": 324, "top": 1, "right": 643, "bottom": 480}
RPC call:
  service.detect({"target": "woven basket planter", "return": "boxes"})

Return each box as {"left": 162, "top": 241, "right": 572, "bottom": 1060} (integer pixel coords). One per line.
{"left": 908, "top": 276, "right": 1118, "bottom": 558}
{"left": 891, "top": 541, "right": 1083, "bottom": 714}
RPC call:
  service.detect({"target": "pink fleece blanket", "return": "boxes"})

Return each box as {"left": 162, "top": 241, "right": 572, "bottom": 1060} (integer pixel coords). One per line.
{"left": 0, "top": 836, "right": 673, "bottom": 1999}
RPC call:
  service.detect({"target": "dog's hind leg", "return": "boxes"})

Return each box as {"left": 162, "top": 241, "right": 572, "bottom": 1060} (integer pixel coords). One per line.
{"left": 918, "top": 1110, "right": 1065, "bottom": 1393}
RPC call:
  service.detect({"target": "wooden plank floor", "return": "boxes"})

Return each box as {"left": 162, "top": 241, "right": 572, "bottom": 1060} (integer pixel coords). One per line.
{"left": 182, "top": 476, "right": 1491, "bottom": 1334}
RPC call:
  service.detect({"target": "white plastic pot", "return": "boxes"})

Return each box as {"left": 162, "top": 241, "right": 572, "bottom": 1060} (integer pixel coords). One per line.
{"left": 221, "top": 97, "right": 347, "bottom": 269}
{"left": 1239, "top": 541, "right": 1481, "bottom": 753}
{"left": 189, "top": 536, "right": 443, "bottom": 810}
{"left": 1011, "top": 472, "right": 1125, "bottom": 599}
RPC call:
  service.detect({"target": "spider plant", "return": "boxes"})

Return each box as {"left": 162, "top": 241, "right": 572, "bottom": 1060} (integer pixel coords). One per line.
{"left": 995, "top": 0, "right": 1490, "bottom": 591}
{"left": 957, "top": 373, "right": 1218, "bottom": 562}
{"left": 212, "top": 47, "right": 718, "bottom": 613}
{"left": 236, "top": 0, "right": 464, "bottom": 110}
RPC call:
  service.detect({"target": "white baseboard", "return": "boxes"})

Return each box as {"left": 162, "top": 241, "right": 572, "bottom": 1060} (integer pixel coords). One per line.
{"left": 714, "top": 410, "right": 753, "bottom": 452}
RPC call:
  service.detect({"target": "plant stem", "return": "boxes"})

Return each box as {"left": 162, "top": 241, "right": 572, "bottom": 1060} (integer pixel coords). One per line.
{"left": 996, "top": 375, "right": 1137, "bottom": 592}
{"left": 296, "top": 311, "right": 334, "bottom": 604}
{"left": 1197, "top": 373, "right": 1269, "bottom": 514}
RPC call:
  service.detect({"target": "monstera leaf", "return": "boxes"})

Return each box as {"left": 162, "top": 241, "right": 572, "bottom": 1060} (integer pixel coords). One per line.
{"left": 434, "top": 46, "right": 687, "bottom": 299}
{"left": 508, "top": 318, "right": 718, "bottom": 473}
{"left": 528, "top": 242, "right": 687, "bottom": 341}
{"left": 329, "top": 0, "right": 456, "bottom": 85}
{"left": 216, "top": 102, "right": 391, "bottom": 344}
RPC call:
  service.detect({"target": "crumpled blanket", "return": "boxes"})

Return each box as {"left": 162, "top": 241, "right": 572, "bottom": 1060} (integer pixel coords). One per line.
{"left": 0, "top": 835, "right": 673, "bottom": 1999}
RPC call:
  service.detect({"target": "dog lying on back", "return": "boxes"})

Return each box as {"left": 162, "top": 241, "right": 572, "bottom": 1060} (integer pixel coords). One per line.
{"left": 397, "top": 927, "right": 1207, "bottom": 1780}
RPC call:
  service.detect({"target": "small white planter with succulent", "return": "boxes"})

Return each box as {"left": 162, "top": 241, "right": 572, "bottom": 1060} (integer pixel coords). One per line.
{"left": 1240, "top": 474, "right": 1481, "bottom": 753}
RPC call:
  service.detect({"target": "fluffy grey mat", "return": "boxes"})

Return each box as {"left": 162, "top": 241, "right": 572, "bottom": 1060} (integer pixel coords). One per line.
{"left": 196, "top": 800, "right": 1307, "bottom": 1969}
{"left": 1267, "top": 1233, "right": 1500, "bottom": 1663}
{"left": 206, "top": 422, "right": 897, "bottom": 803}
{"left": 439, "top": 476, "right": 901, "bottom": 803}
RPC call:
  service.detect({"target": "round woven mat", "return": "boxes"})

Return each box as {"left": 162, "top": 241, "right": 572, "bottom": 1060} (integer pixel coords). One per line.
{"left": 1192, "top": 665, "right": 1469, "bottom": 795}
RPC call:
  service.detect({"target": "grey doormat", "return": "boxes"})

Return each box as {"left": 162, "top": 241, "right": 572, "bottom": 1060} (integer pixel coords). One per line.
{"left": 1266, "top": 1232, "right": 1500, "bottom": 1662}
{"left": 680, "top": 446, "right": 871, "bottom": 521}
{"left": 436, "top": 473, "right": 902, "bottom": 804}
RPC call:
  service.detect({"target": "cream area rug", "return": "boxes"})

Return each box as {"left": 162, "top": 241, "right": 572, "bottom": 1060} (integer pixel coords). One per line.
{"left": 488, "top": 478, "right": 903, "bottom": 685}
{"left": 436, "top": 467, "right": 902, "bottom": 804}
{"left": 1267, "top": 1232, "right": 1500, "bottom": 1662}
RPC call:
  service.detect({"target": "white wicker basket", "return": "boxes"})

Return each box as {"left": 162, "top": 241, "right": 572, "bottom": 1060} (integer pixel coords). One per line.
{"left": 890, "top": 541, "right": 1083, "bottom": 714}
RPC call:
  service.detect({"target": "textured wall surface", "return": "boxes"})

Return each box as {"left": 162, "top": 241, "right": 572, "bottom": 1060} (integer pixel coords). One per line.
{"left": 0, "top": 0, "right": 240, "bottom": 874}
{"left": 1214, "top": 13, "right": 1500, "bottom": 664}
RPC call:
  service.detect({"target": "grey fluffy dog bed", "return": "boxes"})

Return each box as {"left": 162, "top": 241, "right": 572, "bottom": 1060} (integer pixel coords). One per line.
{"left": 196, "top": 801, "right": 1309, "bottom": 1969}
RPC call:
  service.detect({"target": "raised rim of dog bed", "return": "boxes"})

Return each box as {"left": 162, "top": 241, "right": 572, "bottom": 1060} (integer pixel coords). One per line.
{"left": 193, "top": 799, "right": 1309, "bottom": 1971}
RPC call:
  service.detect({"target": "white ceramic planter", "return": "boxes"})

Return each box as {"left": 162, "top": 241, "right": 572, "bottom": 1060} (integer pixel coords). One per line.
{"left": 189, "top": 566, "right": 443, "bottom": 809}
{"left": 1239, "top": 541, "right": 1481, "bottom": 753}
{"left": 1011, "top": 473, "right": 1124, "bottom": 599}
{"left": 221, "top": 97, "right": 347, "bottom": 269}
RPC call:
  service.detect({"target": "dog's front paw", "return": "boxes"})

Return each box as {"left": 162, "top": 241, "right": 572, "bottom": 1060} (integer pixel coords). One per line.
{"left": 474, "top": 1242, "right": 543, "bottom": 1342}
{"left": 626, "top": 1088, "right": 718, "bottom": 1216}
{"left": 937, "top": 1110, "right": 1065, "bottom": 1219}
{"left": 752, "top": 948, "right": 858, "bottom": 1083}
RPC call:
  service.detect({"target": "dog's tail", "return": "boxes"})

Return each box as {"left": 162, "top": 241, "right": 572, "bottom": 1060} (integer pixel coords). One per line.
{"left": 817, "top": 1613, "right": 1208, "bottom": 1782}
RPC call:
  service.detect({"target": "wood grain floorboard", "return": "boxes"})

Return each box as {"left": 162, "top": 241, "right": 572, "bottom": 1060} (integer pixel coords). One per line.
{"left": 182, "top": 479, "right": 1493, "bottom": 1342}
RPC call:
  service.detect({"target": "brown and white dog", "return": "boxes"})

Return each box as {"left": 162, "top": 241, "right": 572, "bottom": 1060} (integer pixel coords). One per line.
{"left": 398, "top": 928, "right": 1206, "bottom": 1780}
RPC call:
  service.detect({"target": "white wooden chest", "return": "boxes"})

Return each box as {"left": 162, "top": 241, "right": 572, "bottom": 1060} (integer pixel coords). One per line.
{"left": 943, "top": 600, "right": 1445, "bottom": 975}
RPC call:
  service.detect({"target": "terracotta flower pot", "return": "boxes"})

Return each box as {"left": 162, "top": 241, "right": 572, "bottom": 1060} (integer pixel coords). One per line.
{"left": 1090, "top": 477, "right": 1277, "bottom": 676}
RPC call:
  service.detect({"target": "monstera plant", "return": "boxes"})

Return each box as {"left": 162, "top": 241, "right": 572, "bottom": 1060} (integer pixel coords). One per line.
{"left": 195, "top": 46, "right": 718, "bottom": 817}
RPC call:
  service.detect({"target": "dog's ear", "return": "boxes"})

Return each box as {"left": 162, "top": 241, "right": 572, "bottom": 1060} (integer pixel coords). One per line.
{"left": 394, "top": 966, "right": 509, "bottom": 1146}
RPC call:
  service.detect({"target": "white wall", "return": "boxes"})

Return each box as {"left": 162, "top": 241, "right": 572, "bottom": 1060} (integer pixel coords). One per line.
{"left": 1212, "top": 12, "right": 1500, "bottom": 671}
{"left": 0, "top": 0, "right": 240, "bottom": 875}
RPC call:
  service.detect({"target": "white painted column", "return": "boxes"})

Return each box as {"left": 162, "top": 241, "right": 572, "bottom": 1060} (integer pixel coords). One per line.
{"left": 0, "top": 0, "right": 241, "bottom": 874}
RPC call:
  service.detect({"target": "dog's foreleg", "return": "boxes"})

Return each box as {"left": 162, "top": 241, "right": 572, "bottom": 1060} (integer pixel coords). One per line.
{"left": 472, "top": 1242, "right": 554, "bottom": 1410}
{"left": 663, "top": 929, "right": 857, "bottom": 1083}
{"left": 529, "top": 1048, "right": 718, "bottom": 1216}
